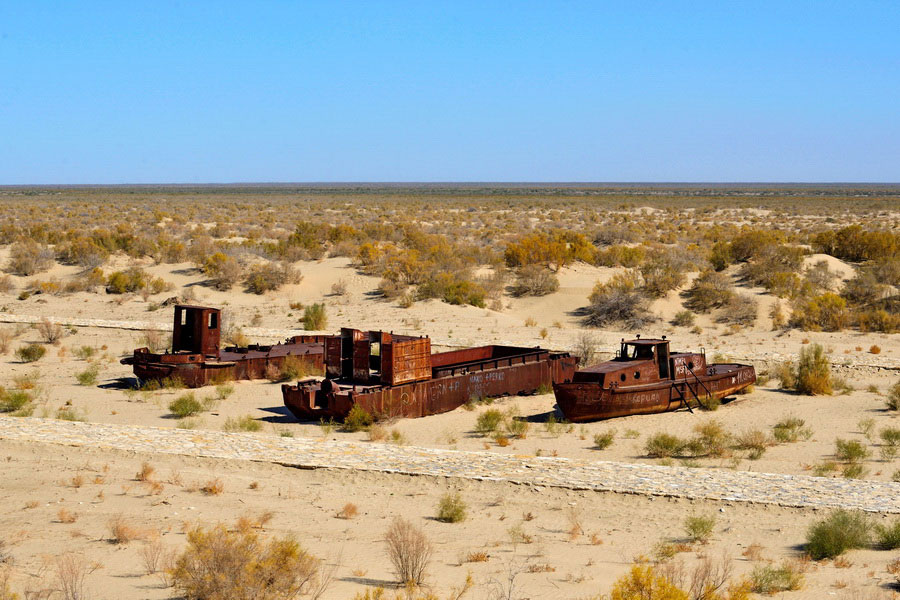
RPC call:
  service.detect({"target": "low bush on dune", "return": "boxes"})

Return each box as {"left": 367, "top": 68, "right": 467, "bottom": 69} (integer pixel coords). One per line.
{"left": 302, "top": 303, "right": 327, "bottom": 330}
{"left": 583, "top": 272, "right": 655, "bottom": 330}
{"left": 776, "top": 344, "right": 832, "bottom": 395}
{"left": 5, "top": 240, "right": 54, "bottom": 276}
{"left": 510, "top": 264, "right": 559, "bottom": 297}
{"left": 244, "top": 262, "right": 300, "bottom": 294}
{"left": 169, "top": 393, "right": 203, "bottom": 418}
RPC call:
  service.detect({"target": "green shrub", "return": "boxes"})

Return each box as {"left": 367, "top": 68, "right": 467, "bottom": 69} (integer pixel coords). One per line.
{"left": 880, "top": 427, "right": 900, "bottom": 447}
{"left": 169, "top": 393, "right": 203, "bottom": 418}
{"left": 343, "top": 404, "right": 373, "bottom": 432}
{"left": 171, "top": 524, "right": 320, "bottom": 600}
{"left": 834, "top": 438, "right": 869, "bottom": 463}
{"left": 436, "top": 492, "right": 467, "bottom": 523}
{"left": 474, "top": 409, "right": 504, "bottom": 436}
{"left": 886, "top": 380, "right": 900, "bottom": 411}
{"left": 105, "top": 267, "right": 165, "bottom": 294}
{"left": 734, "top": 429, "right": 769, "bottom": 460}
{"left": 692, "top": 420, "right": 730, "bottom": 457}
{"left": 806, "top": 509, "right": 872, "bottom": 560}
{"left": 795, "top": 344, "right": 832, "bottom": 395}
{"left": 75, "top": 364, "right": 100, "bottom": 386}
{"left": 15, "top": 344, "right": 46, "bottom": 363}
{"left": 73, "top": 345, "right": 97, "bottom": 360}
{"left": 645, "top": 433, "right": 685, "bottom": 458}
{"left": 223, "top": 415, "right": 262, "bottom": 432}
{"left": 302, "top": 303, "right": 327, "bottom": 330}
{"left": 0, "top": 388, "right": 33, "bottom": 414}
{"left": 593, "top": 430, "right": 615, "bottom": 450}
{"left": 749, "top": 562, "right": 804, "bottom": 594}
{"left": 876, "top": 519, "right": 900, "bottom": 550}
{"left": 505, "top": 417, "right": 529, "bottom": 439}
{"left": 268, "top": 356, "right": 319, "bottom": 382}
{"left": 670, "top": 310, "right": 695, "bottom": 327}
{"left": 202, "top": 252, "right": 243, "bottom": 291}
{"left": 684, "top": 513, "right": 716, "bottom": 544}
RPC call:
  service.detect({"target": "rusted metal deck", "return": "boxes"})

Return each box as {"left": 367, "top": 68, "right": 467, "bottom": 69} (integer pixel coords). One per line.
{"left": 283, "top": 328, "right": 576, "bottom": 420}
{"left": 554, "top": 336, "right": 756, "bottom": 421}
{"left": 121, "top": 305, "right": 327, "bottom": 387}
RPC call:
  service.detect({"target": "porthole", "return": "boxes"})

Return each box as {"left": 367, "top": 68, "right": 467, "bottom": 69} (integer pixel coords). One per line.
{"left": 620, "top": 373, "right": 626, "bottom": 382}
{"left": 634, "top": 371, "right": 641, "bottom": 379}
{"left": 687, "top": 361, "right": 694, "bottom": 370}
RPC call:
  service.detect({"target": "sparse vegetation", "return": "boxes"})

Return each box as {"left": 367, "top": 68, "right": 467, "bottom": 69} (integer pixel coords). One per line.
{"left": 436, "top": 492, "right": 467, "bottom": 523}
{"left": 15, "top": 343, "right": 46, "bottom": 363}
{"left": 169, "top": 393, "right": 203, "bottom": 418}
{"left": 384, "top": 517, "right": 432, "bottom": 586}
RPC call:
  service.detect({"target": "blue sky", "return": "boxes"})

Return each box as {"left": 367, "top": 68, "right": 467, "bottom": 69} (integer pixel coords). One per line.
{"left": 1, "top": 1, "right": 898, "bottom": 184}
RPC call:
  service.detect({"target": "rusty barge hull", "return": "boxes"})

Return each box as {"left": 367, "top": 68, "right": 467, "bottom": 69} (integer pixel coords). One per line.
{"left": 553, "top": 337, "right": 756, "bottom": 422}
{"left": 121, "top": 305, "right": 328, "bottom": 388}
{"left": 554, "top": 363, "right": 756, "bottom": 422}
{"left": 125, "top": 340, "right": 327, "bottom": 388}
{"left": 283, "top": 329, "right": 576, "bottom": 420}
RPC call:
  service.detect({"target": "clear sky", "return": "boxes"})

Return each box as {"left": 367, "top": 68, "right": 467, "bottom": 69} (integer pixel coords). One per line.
{"left": 1, "top": 1, "right": 898, "bottom": 184}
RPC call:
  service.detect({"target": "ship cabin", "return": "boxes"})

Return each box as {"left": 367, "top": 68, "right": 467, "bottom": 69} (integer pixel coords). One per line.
{"left": 571, "top": 336, "right": 706, "bottom": 389}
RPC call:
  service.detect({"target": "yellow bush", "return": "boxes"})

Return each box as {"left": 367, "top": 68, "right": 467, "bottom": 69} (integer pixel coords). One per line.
{"left": 610, "top": 565, "right": 688, "bottom": 600}
{"left": 170, "top": 524, "right": 319, "bottom": 600}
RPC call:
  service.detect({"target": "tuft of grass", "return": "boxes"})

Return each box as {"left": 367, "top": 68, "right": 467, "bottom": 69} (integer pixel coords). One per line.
{"left": 135, "top": 461, "right": 155, "bottom": 482}
{"left": 684, "top": 513, "right": 716, "bottom": 544}
{"left": 772, "top": 416, "right": 812, "bottom": 443}
{"left": 336, "top": 503, "right": 358, "bottom": 519}
{"left": 806, "top": 509, "right": 872, "bottom": 560}
{"left": 593, "top": 430, "right": 615, "bottom": 450}
{"left": 749, "top": 561, "right": 804, "bottom": 594}
{"left": 75, "top": 363, "right": 101, "bottom": 386}
{"left": 223, "top": 415, "right": 262, "bottom": 432}
{"left": 108, "top": 514, "right": 142, "bottom": 544}
{"left": 886, "top": 380, "right": 900, "bottom": 411}
{"left": 436, "top": 492, "right": 467, "bottom": 523}
{"left": 645, "top": 433, "right": 685, "bottom": 458}
{"left": 200, "top": 478, "right": 224, "bottom": 496}
{"left": 169, "top": 393, "right": 203, "bottom": 418}
{"left": 474, "top": 409, "right": 504, "bottom": 436}
{"left": 876, "top": 518, "right": 900, "bottom": 550}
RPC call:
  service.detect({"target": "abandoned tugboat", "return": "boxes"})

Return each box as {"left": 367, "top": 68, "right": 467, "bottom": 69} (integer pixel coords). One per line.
{"left": 122, "top": 305, "right": 328, "bottom": 387}
{"left": 553, "top": 336, "right": 755, "bottom": 422}
{"left": 282, "top": 328, "right": 577, "bottom": 420}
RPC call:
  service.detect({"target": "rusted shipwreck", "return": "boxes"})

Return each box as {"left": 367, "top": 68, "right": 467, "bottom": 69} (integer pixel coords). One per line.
{"left": 282, "top": 328, "right": 576, "bottom": 420}
{"left": 553, "top": 336, "right": 755, "bottom": 422}
{"left": 122, "top": 305, "right": 328, "bottom": 387}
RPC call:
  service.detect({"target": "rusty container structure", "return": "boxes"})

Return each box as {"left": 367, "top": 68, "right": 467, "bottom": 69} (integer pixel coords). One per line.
{"left": 553, "top": 336, "right": 756, "bottom": 422}
{"left": 121, "top": 305, "right": 328, "bottom": 387}
{"left": 282, "top": 328, "right": 576, "bottom": 420}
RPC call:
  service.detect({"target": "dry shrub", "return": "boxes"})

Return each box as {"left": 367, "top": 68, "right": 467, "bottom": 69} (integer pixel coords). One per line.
{"left": 108, "top": 514, "right": 143, "bottom": 544}
{"left": 171, "top": 524, "right": 321, "bottom": 600}
{"left": 385, "top": 517, "right": 432, "bottom": 585}
{"left": 54, "top": 553, "right": 97, "bottom": 600}
{"left": 716, "top": 294, "right": 758, "bottom": 326}
{"left": 330, "top": 279, "right": 348, "bottom": 296}
{"left": 244, "top": 261, "right": 300, "bottom": 294}
{"left": 336, "top": 503, "right": 358, "bottom": 519}
{"left": 573, "top": 331, "right": 597, "bottom": 367}
{"left": 465, "top": 550, "right": 489, "bottom": 563}
{"left": 57, "top": 508, "right": 78, "bottom": 524}
{"left": 200, "top": 478, "right": 224, "bottom": 496}
{"left": 15, "top": 343, "right": 46, "bottom": 363}
{"left": 6, "top": 240, "right": 54, "bottom": 276}
{"left": 139, "top": 330, "right": 168, "bottom": 353}
{"left": 135, "top": 462, "right": 155, "bottom": 482}
{"left": 510, "top": 265, "right": 560, "bottom": 297}
{"left": 0, "top": 275, "right": 14, "bottom": 294}
{"left": 0, "top": 329, "right": 14, "bottom": 355}
{"left": 202, "top": 252, "right": 243, "bottom": 291}
{"left": 36, "top": 319, "right": 64, "bottom": 344}
{"left": 748, "top": 560, "right": 804, "bottom": 594}
{"left": 584, "top": 272, "right": 655, "bottom": 330}
{"left": 140, "top": 536, "right": 167, "bottom": 575}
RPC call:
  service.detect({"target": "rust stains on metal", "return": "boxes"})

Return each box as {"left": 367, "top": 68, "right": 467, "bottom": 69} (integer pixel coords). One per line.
{"left": 283, "top": 329, "right": 576, "bottom": 421}
{"left": 553, "top": 336, "right": 756, "bottom": 422}
{"left": 121, "top": 305, "right": 327, "bottom": 387}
